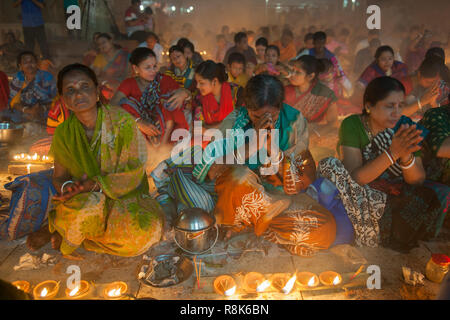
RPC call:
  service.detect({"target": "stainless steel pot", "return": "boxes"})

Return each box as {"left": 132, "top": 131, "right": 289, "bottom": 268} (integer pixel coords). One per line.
{"left": 174, "top": 208, "right": 219, "bottom": 255}
{"left": 0, "top": 122, "right": 24, "bottom": 144}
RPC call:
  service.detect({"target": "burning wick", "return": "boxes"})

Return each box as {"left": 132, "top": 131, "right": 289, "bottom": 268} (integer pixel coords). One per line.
{"left": 308, "top": 276, "right": 316, "bottom": 287}
{"left": 256, "top": 280, "right": 271, "bottom": 293}
{"left": 40, "top": 287, "right": 48, "bottom": 297}
{"left": 282, "top": 274, "right": 297, "bottom": 294}
{"left": 332, "top": 276, "right": 340, "bottom": 285}
{"left": 108, "top": 288, "right": 122, "bottom": 297}
{"left": 69, "top": 286, "right": 80, "bottom": 297}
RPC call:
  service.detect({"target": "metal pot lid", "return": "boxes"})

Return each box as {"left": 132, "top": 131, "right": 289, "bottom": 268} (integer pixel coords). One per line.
{"left": 174, "top": 208, "right": 216, "bottom": 232}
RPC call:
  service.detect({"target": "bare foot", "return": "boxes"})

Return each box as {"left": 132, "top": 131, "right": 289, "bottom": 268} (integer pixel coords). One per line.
{"left": 26, "top": 225, "right": 52, "bottom": 252}
{"left": 51, "top": 233, "right": 62, "bottom": 251}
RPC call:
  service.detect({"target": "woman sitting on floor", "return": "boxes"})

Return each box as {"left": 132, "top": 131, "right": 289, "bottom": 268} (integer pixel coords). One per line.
{"left": 26, "top": 63, "right": 163, "bottom": 258}
{"left": 152, "top": 75, "right": 336, "bottom": 257}
{"left": 193, "top": 60, "right": 243, "bottom": 128}
{"left": 90, "top": 33, "right": 130, "bottom": 101}
{"left": 164, "top": 45, "right": 196, "bottom": 94}
{"left": 419, "top": 95, "right": 450, "bottom": 232}
{"left": 318, "top": 76, "right": 446, "bottom": 252}
{"left": 111, "top": 47, "right": 191, "bottom": 147}
{"left": 1, "top": 51, "right": 57, "bottom": 136}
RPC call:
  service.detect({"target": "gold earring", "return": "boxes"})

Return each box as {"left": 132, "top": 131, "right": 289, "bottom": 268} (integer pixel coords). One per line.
{"left": 365, "top": 108, "right": 371, "bottom": 114}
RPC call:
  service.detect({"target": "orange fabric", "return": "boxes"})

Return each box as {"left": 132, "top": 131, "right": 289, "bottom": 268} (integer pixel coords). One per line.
{"left": 274, "top": 41, "right": 297, "bottom": 63}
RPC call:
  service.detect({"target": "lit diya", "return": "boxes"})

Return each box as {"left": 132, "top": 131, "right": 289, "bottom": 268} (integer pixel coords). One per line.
{"left": 65, "top": 280, "right": 91, "bottom": 299}
{"left": 214, "top": 275, "right": 237, "bottom": 297}
{"left": 12, "top": 280, "right": 30, "bottom": 293}
{"left": 270, "top": 273, "right": 297, "bottom": 294}
{"left": 33, "top": 280, "right": 60, "bottom": 300}
{"left": 319, "top": 271, "right": 342, "bottom": 286}
{"left": 243, "top": 272, "right": 271, "bottom": 293}
{"left": 296, "top": 272, "right": 319, "bottom": 288}
{"left": 103, "top": 281, "right": 128, "bottom": 300}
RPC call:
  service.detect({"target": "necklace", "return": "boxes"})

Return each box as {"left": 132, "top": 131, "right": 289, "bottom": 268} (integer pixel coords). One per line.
{"left": 361, "top": 114, "right": 374, "bottom": 141}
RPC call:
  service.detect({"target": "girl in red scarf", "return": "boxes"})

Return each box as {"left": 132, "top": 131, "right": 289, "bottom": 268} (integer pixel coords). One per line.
{"left": 193, "top": 60, "right": 243, "bottom": 127}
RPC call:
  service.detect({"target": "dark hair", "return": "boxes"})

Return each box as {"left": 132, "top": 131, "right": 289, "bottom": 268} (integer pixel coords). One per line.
{"left": 255, "top": 37, "right": 269, "bottom": 48}
{"left": 97, "top": 33, "right": 112, "bottom": 41}
{"left": 17, "top": 51, "right": 38, "bottom": 67}
{"left": 425, "top": 47, "right": 445, "bottom": 61}
{"left": 177, "top": 38, "right": 190, "bottom": 48}
{"left": 304, "top": 33, "right": 314, "bottom": 42}
{"left": 145, "top": 31, "right": 159, "bottom": 42}
{"left": 375, "top": 45, "right": 394, "bottom": 60}
{"left": 362, "top": 76, "right": 405, "bottom": 114}
{"left": 318, "top": 58, "right": 333, "bottom": 73}
{"left": 294, "top": 55, "right": 325, "bottom": 80}
{"left": 266, "top": 45, "right": 280, "bottom": 57}
{"left": 234, "top": 32, "right": 247, "bottom": 44}
{"left": 129, "top": 47, "right": 156, "bottom": 66}
{"left": 169, "top": 45, "right": 184, "bottom": 55}
{"left": 313, "top": 31, "right": 327, "bottom": 42}
{"left": 418, "top": 56, "right": 444, "bottom": 79}
{"left": 195, "top": 60, "right": 228, "bottom": 83}
{"left": 244, "top": 74, "right": 285, "bottom": 110}
{"left": 181, "top": 40, "right": 195, "bottom": 53}
{"left": 57, "top": 63, "right": 98, "bottom": 95}
{"left": 228, "top": 52, "right": 246, "bottom": 66}
{"left": 131, "top": 0, "right": 140, "bottom": 4}
{"left": 144, "top": 7, "right": 153, "bottom": 14}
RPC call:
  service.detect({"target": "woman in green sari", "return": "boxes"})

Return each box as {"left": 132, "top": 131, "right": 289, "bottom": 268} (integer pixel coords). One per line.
{"left": 27, "top": 64, "right": 163, "bottom": 258}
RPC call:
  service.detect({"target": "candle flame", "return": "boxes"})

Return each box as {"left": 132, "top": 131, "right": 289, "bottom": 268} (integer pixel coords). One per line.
{"left": 333, "top": 276, "right": 340, "bottom": 285}
{"left": 26, "top": 164, "right": 31, "bottom": 174}
{"left": 40, "top": 287, "right": 48, "bottom": 297}
{"left": 108, "top": 288, "right": 122, "bottom": 297}
{"left": 69, "top": 286, "right": 80, "bottom": 297}
{"left": 32, "top": 153, "right": 38, "bottom": 161}
{"left": 256, "top": 280, "right": 270, "bottom": 292}
{"left": 282, "top": 274, "right": 297, "bottom": 294}
{"left": 224, "top": 286, "right": 236, "bottom": 296}
{"left": 308, "top": 276, "right": 316, "bottom": 287}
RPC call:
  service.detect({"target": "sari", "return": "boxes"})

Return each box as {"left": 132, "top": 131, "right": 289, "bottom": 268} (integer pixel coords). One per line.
{"left": 117, "top": 74, "right": 190, "bottom": 144}
{"left": 193, "top": 82, "right": 242, "bottom": 125}
{"left": 318, "top": 114, "right": 445, "bottom": 250}
{"left": 0, "top": 71, "right": 9, "bottom": 111}
{"left": 164, "top": 60, "right": 196, "bottom": 91}
{"left": 358, "top": 61, "right": 409, "bottom": 88}
{"left": 92, "top": 49, "right": 130, "bottom": 100}
{"left": 9, "top": 70, "right": 57, "bottom": 110}
{"left": 48, "top": 105, "right": 163, "bottom": 257}
{"left": 152, "top": 104, "right": 337, "bottom": 257}
{"left": 284, "top": 81, "right": 337, "bottom": 123}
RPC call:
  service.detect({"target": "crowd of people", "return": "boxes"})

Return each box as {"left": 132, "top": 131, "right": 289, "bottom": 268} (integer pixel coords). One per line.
{"left": 0, "top": 0, "right": 449, "bottom": 261}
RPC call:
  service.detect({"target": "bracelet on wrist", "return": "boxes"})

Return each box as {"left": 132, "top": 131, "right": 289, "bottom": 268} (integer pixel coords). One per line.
{"left": 399, "top": 156, "right": 416, "bottom": 170}
{"left": 61, "top": 180, "right": 75, "bottom": 194}
{"left": 383, "top": 149, "right": 394, "bottom": 165}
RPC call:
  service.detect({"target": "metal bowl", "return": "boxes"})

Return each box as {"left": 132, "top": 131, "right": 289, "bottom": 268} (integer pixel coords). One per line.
{"left": 0, "top": 122, "right": 24, "bottom": 144}
{"left": 174, "top": 208, "right": 218, "bottom": 255}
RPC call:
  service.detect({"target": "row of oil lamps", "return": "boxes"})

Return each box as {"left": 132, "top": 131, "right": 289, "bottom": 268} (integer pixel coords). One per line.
{"left": 12, "top": 280, "right": 128, "bottom": 300}
{"left": 161, "top": 50, "right": 208, "bottom": 56}
{"left": 12, "top": 153, "right": 52, "bottom": 163}
{"left": 214, "top": 271, "right": 342, "bottom": 296}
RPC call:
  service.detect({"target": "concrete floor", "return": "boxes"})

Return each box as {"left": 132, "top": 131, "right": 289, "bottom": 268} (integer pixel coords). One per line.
{"left": 0, "top": 141, "right": 449, "bottom": 300}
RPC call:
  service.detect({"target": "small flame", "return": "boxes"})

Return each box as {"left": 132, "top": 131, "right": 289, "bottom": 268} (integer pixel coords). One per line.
{"left": 26, "top": 164, "right": 31, "bottom": 174}
{"left": 40, "top": 287, "right": 48, "bottom": 297}
{"left": 224, "top": 286, "right": 236, "bottom": 296}
{"left": 282, "top": 274, "right": 297, "bottom": 294}
{"left": 332, "top": 276, "right": 340, "bottom": 285}
{"left": 69, "top": 286, "right": 80, "bottom": 297}
{"left": 256, "top": 280, "right": 270, "bottom": 292}
{"left": 20, "top": 153, "right": 25, "bottom": 159}
{"left": 32, "top": 153, "right": 38, "bottom": 161}
{"left": 308, "top": 276, "right": 316, "bottom": 287}
{"left": 108, "top": 288, "right": 122, "bottom": 297}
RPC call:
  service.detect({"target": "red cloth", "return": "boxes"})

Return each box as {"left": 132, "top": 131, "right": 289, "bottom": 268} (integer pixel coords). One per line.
{"left": 117, "top": 76, "right": 189, "bottom": 135}
{"left": 197, "top": 82, "right": 234, "bottom": 125}
{"left": 0, "top": 71, "right": 9, "bottom": 111}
